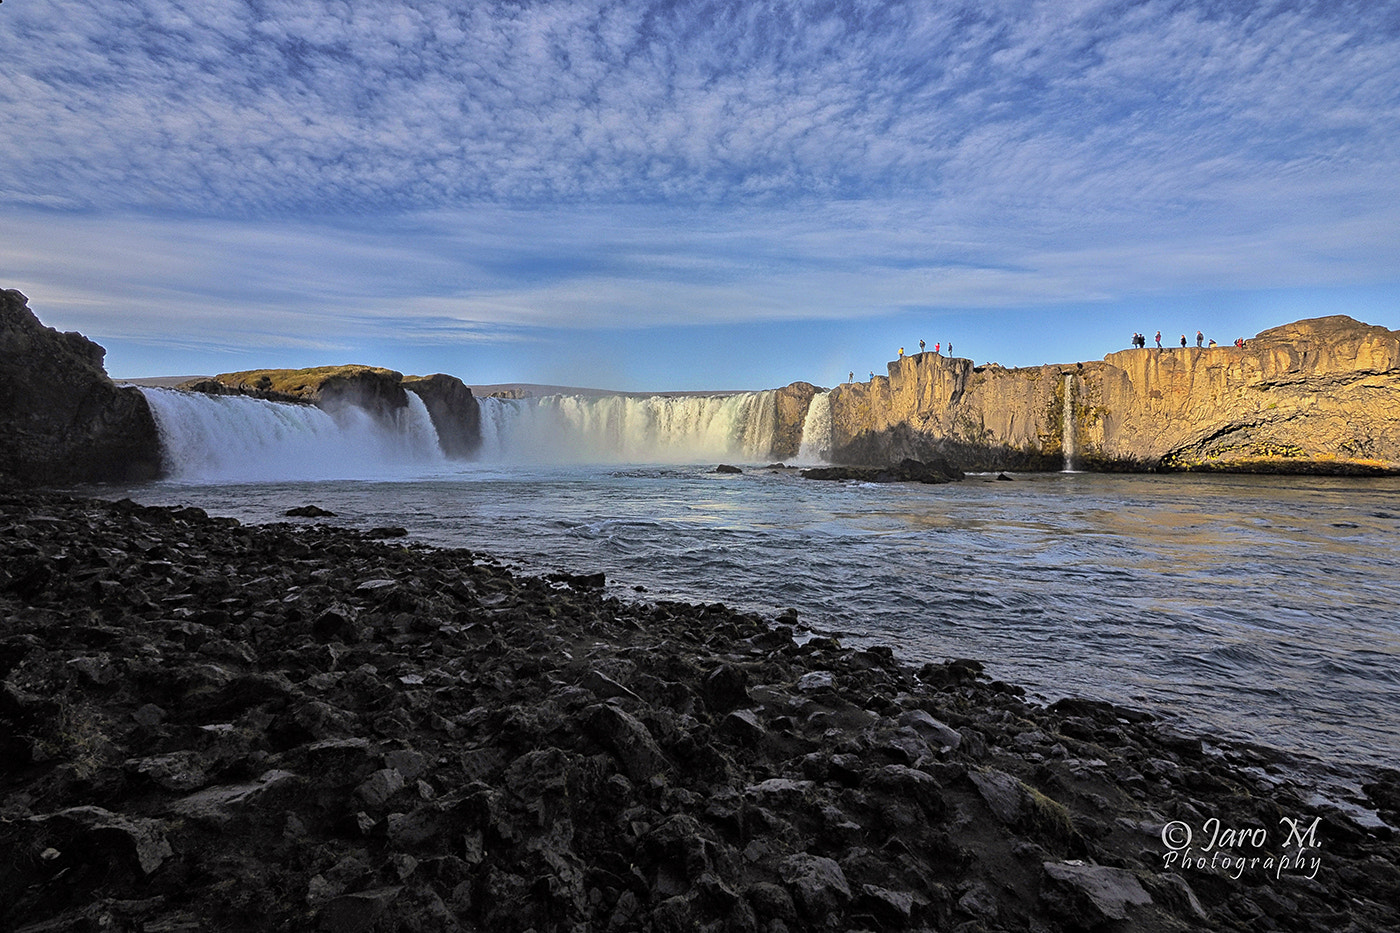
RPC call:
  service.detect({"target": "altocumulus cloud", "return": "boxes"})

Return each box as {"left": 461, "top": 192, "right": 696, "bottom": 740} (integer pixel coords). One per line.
{"left": 1, "top": 0, "right": 1398, "bottom": 375}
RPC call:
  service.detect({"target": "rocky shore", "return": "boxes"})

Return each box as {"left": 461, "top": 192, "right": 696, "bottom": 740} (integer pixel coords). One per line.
{"left": 3, "top": 489, "right": 1398, "bottom": 932}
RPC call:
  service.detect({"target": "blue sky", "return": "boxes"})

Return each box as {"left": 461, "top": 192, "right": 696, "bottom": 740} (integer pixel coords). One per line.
{"left": 2, "top": 0, "right": 1398, "bottom": 390}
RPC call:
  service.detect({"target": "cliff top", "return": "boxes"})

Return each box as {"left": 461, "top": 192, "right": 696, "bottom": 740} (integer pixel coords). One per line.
{"left": 1255, "top": 314, "right": 1398, "bottom": 343}
{"left": 201, "top": 364, "right": 404, "bottom": 397}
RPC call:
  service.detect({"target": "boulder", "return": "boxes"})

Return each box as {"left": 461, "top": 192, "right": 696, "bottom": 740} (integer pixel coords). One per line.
{"left": 0, "top": 289, "right": 161, "bottom": 484}
{"left": 1041, "top": 860, "right": 1152, "bottom": 924}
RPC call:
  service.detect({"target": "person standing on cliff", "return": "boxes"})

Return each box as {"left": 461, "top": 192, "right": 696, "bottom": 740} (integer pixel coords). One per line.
{"left": 1180, "top": 334, "right": 1187, "bottom": 348}
{"left": 899, "top": 347, "right": 905, "bottom": 358}
{"left": 849, "top": 371, "right": 854, "bottom": 383}
{"left": 1196, "top": 330, "right": 1204, "bottom": 347}
{"left": 919, "top": 339, "right": 925, "bottom": 353}
{"left": 948, "top": 342, "right": 953, "bottom": 357}
{"left": 934, "top": 342, "right": 940, "bottom": 355}
{"left": 1155, "top": 331, "right": 1162, "bottom": 348}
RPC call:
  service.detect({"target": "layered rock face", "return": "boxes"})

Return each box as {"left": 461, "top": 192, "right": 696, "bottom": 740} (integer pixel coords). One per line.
{"left": 0, "top": 290, "right": 161, "bottom": 485}
{"left": 403, "top": 373, "right": 482, "bottom": 459}
{"left": 826, "top": 316, "right": 1400, "bottom": 474}
{"left": 826, "top": 356, "right": 1076, "bottom": 471}
{"left": 1092, "top": 316, "right": 1400, "bottom": 472}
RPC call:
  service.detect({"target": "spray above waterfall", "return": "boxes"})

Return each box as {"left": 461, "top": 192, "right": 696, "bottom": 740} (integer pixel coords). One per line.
{"left": 475, "top": 392, "right": 785, "bottom": 464}
{"left": 140, "top": 387, "right": 445, "bottom": 482}
{"left": 136, "top": 380, "right": 840, "bottom": 481}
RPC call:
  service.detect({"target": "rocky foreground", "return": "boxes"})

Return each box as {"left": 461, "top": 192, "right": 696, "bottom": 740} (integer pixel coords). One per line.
{"left": 2, "top": 490, "right": 1398, "bottom": 933}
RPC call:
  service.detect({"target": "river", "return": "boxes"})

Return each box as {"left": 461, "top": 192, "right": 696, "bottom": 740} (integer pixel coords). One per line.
{"left": 104, "top": 460, "right": 1400, "bottom": 774}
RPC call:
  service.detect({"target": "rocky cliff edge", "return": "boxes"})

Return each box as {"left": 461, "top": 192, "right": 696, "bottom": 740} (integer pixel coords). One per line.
{"left": 825, "top": 316, "right": 1400, "bottom": 474}
{"left": 0, "top": 290, "right": 161, "bottom": 485}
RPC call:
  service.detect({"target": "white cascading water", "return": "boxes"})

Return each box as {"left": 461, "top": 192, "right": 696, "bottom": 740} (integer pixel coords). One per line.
{"left": 476, "top": 392, "right": 781, "bottom": 463}
{"left": 140, "top": 387, "right": 445, "bottom": 482}
{"left": 1062, "top": 373, "right": 1075, "bottom": 472}
{"left": 794, "top": 391, "right": 832, "bottom": 464}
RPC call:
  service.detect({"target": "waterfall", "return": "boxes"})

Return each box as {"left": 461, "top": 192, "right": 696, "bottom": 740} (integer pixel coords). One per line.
{"left": 1062, "top": 373, "right": 1076, "bottom": 472}
{"left": 140, "top": 387, "right": 445, "bottom": 482}
{"left": 475, "top": 391, "right": 781, "bottom": 464}
{"left": 795, "top": 391, "right": 832, "bottom": 464}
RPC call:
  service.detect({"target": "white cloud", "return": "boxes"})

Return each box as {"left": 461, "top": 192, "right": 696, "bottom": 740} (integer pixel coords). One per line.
{"left": 0, "top": 0, "right": 1397, "bottom": 374}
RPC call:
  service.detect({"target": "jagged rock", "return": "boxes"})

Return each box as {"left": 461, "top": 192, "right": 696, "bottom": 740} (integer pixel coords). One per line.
{"left": 969, "top": 768, "right": 1033, "bottom": 824}
{"left": 2, "top": 489, "right": 1398, "bottom": 933}
{"left": 0, "top": 290, "right": 161, "bottom": 484}
{"left": 585, "top": 703, "right": 670, "bottom": 780}
{"left": 1041, "top": 860, "right": 1152, "bottom": 924}
{"left": 355, "top": 768, "right": 406, "bottom": 809}
{"left": 25, "top": 805, "right": 173, "bottom": 875}
{"left": 702, "top": 663, "right": 751, "bottom": 712}
{"left": 168, "top": 770, "right": 301, "bottom": 826}
{"left": 897, "top": 709, "right": 962, "bottom": 749}
{"left": 779, "top": 853, "right": 852, "bottom": 919}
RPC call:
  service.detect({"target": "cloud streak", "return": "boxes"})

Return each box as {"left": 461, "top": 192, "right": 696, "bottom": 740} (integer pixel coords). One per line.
{"left": 1, "top": 1, "right": 1397, "bottom": 380}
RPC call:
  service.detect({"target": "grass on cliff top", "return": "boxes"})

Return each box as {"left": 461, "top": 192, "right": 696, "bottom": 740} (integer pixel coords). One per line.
{"left": 214, "top": 365, "right": 403, "bottom": 396}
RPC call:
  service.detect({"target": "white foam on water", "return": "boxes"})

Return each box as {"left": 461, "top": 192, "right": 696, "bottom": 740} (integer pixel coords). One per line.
{"left": 140, "top": 387, "right": 446, "bottom": 482}
{"left": 476, "top": 392, "right": 782, "bottom": 464}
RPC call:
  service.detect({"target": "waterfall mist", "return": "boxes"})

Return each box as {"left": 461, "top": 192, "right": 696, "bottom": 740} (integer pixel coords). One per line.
{"left": 476, "top": 392, "right": 784, "bottom": 464}
{"left": 140, "top": 387, "right": 445, "bottom": 482}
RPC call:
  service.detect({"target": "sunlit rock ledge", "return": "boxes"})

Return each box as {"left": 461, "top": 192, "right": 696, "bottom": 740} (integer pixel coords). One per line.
{"left": 824, "top": 316, "right": 1400, "bottom": 474}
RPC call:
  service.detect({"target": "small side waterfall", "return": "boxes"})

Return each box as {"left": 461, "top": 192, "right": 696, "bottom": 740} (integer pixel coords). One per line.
{"left": 1061, "top": 373, "right": 1076, "bottom": 472}
{"left": 475, "top": 391, "right": 782, "bottom": 464}
{"left": 795, "top": 391, "right": 833, "bottom": 464}
{"left": 140, "top": 387, "right": 445, "bottom": 482}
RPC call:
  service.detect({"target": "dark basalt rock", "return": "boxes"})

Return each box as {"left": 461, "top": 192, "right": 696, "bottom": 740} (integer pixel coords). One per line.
{"left": 801, "top": 457, "right": 963, "bottom": 484}
{"left": 403, "top": 373, "right": 482, "bottom": 459}
{"left": 0, "top": 488, "right": 1396, "bottom": 932}
{"left": 0, "top": 290, "right": 161, "bottom": 484}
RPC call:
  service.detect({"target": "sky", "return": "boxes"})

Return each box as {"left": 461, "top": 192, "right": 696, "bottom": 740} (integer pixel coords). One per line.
{"left": 2, "top": 0, "right": 1399, "bottom": 391}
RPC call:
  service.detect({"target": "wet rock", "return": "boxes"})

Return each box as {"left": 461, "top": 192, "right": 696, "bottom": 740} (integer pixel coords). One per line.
{"left": 286, "top": 505, "right": 337, "bottom": 518}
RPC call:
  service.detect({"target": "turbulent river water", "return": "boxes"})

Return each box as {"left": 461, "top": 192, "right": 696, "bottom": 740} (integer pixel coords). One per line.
{"left": 107, "top": 457, "right": 1400, "bottom": 774}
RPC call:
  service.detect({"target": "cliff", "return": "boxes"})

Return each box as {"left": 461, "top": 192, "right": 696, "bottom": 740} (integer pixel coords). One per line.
{"left": 0, "top": 290, "right": 161, "bottom": 485}
{"left": 826, "top": 316, "right": 1400, "bottom": 474}
{"left": 770, "top": 381, "right": 822, "bottom": 461}
{"left": 180, "top": 365, "right": 410, "bottom": 421}
{"left": 403, "top": 373, "right": 482, "bottom": 459}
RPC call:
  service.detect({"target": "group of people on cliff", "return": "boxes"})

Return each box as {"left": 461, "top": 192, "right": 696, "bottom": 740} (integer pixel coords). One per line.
{"left": 1130, "top": 330, "right": 1234, "bottom": 350}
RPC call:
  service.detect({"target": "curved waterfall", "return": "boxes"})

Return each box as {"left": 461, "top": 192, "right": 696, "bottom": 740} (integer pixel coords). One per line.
{"left": 476, "top": 392, "right": 785, "bottom": 464}
{"left": 140, "top": 387, "right": 445, "bottom": 482}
